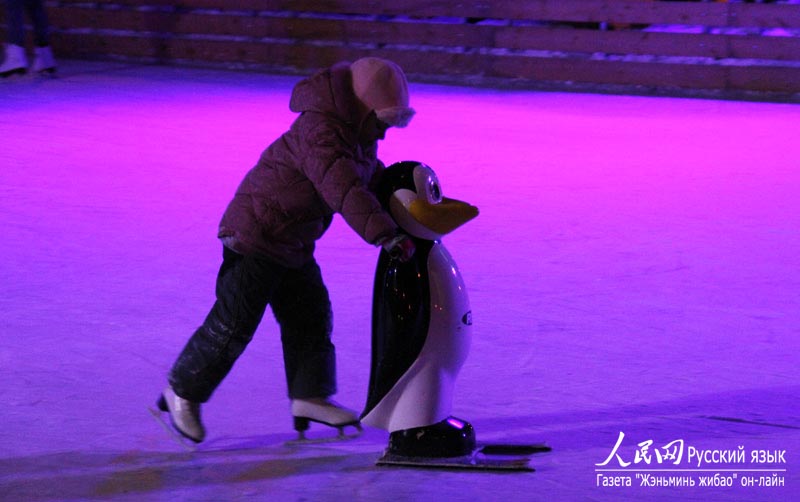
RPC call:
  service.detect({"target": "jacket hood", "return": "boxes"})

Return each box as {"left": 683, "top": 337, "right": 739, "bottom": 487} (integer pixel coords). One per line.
{"left": 350, "top": 57, "right": 415, "bottom": 128}
{"left": 289, "top": 62, "right": 364, "bottom": 126}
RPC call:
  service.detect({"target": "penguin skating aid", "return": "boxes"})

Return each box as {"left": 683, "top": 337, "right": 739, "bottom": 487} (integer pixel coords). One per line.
{"left": 363, "top": 162, "right": 550, "bottom": 471}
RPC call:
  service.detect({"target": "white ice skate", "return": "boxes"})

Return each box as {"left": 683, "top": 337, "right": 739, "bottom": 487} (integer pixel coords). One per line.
{"left": 31, "top": 46, "right": 56, "bottom": 75}
{"left": 154, "top": 386, "right": 206, "bottom": 444}
{"left": 290, "top": 397, "right": 363, "bottom": 442}
{"left": 0, "top": 44, "right": 28, "bottom": 77}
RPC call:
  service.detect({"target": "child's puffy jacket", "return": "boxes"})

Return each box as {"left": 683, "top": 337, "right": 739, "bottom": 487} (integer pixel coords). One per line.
{"left": 218, "top": 62, "right": 399, "bottom": 267}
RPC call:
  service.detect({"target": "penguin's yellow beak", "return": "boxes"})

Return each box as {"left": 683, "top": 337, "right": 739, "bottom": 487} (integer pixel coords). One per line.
{"left": 408, "top": 197, "right": 479, "bottom": 236}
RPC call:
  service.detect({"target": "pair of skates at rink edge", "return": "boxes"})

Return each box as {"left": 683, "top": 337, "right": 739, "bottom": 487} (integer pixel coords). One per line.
{"left": 154, "top": 161, "right": 550, "bottom": 471}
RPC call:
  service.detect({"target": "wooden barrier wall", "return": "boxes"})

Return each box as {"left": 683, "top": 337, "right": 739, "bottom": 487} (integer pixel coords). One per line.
{"left": 4, "top": 0, "right": 800, "bottom": 97}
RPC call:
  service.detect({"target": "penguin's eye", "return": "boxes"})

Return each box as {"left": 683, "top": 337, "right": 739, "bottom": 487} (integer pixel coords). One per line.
{"left": 428, "top": 179, "right": 442, "bottom": 203}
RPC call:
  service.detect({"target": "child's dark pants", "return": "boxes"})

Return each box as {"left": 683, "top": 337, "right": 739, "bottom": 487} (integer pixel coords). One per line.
{"left": 169, "top": 246, "right": 336, "bottom": 403}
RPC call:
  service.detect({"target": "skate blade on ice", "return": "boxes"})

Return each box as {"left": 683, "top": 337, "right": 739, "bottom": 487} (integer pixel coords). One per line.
{"left": 376, "top": 443, "right": 551, "bottom": 472}
{"left": 148, "top": 407, "right": 198, "bottom": 451}
{"left": 285, "top": 422, "right": 364, "bottom": 446}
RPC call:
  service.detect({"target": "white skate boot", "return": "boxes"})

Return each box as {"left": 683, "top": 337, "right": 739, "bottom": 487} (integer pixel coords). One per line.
{"left": 0, "top": 44, "right": 28, "bottom": 77}
{"left": 32, "top": 46, "right": 56, "bottom": 74}
{"left": 156, "top": 387, "right": 206, "bottom": 443}
{"left": 291, "top": 397, "right": 362, "bottom": 440}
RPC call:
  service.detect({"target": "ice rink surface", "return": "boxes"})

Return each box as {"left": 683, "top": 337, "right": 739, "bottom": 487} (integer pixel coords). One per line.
{"left": 1, "top": 61, "right": 798, "bottom": 501}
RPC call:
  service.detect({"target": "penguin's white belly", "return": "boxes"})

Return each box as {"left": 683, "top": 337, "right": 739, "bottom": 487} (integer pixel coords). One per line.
{"left": 362, "top": 243, "right": 472, "bottom": 432}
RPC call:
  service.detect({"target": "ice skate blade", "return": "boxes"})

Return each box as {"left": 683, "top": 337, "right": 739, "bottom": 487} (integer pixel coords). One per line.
{"left": 1, "top": 68, "right": 27, "bottom": 78}
{"left": 376, "top": 451, "right": 534, "bottom": 472}
{"left": 286, "top": 421, "right": 364, "bottom": 445}
{"left": 293, "top": 415, "right": 362, "bottom": 431}
{"left": 148, "top": 406, "right": 198, "bottom": 451}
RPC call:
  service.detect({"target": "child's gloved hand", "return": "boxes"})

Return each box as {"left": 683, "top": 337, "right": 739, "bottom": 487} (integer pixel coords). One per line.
{"left": 382, "top": 234, "right": 416, "bottom": 262}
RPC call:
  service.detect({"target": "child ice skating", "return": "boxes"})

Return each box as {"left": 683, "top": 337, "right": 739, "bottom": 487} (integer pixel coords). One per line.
{"left": 157, "top": 57, "right": 417, "bottom": 443}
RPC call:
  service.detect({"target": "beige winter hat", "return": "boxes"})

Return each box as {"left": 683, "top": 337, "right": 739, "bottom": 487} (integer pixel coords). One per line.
{"left": 351, "top": 57, "right": 415, "bottom": 128}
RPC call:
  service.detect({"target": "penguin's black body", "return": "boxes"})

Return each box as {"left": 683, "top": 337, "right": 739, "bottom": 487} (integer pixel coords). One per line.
{"left": 363, "top": 238, "right": 432, "bottom": 415}
{"left": 362, "top": 161, "right": 479, "bottom": 457}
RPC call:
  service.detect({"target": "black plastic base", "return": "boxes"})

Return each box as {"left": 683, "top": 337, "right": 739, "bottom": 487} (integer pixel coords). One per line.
{"left": 388, "top": 417, "right": 477, "bottom": 458}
